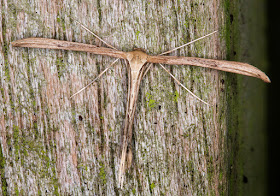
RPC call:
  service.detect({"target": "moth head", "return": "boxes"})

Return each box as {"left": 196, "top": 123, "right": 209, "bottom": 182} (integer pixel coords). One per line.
{"left": 133, "top": 48, "right": 146, "bottom": 53}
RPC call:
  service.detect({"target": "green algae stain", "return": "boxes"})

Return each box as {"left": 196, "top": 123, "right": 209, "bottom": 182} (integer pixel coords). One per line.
{"left": 145, "top": 92, "right": 157, "bottom": 110}
{"left": 15, "top": 184, "right": 19, "bottom": 196}
{"left": 150, "top": 182, "right": 155, "bottom": 190}
{"left": 56, "top": 57, "right": 66, "bottom": 79}
{"left": 99, "top": 162, "right": 107, "bottom": 185}
{"left": 56, "top": 16, "right": 66, "bottom": 32}
{"left": 136, "top": 30, "right": 141, "bottom": 40}
{"left": 173, "top": 90, "right": 179, "bottom": 103}
{"left": 167, "top": 90, "right": 179, "bottom": 103}
{"left": 0, "top": 143, "right": 7, "bottom": 196}
{"left": 13, "top": 125, "right": 20, "bottom": 161}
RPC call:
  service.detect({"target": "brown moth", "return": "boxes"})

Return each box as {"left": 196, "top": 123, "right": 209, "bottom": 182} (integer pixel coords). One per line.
{"left": 11, "top": 26, "right": 270, "bottom": 188}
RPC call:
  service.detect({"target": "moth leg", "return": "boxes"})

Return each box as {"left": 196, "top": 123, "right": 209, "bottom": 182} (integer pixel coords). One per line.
{"left": 75, "top": 20, "right": 117, "bottom": 50}
{"left": 159, "top": 63, "right": 211, "bottom": 106}
{"left": 159, "top": 30, "right": 218, "bottom": 56}
{"left": 142, "top": 63, "right": 153, "bottom": 78}
{"left": 70, "top": 58, "right": 119, "bottom": 98}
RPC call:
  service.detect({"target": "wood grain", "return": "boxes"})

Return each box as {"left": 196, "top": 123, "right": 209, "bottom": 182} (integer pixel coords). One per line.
{"left": 0, "top": 0, "right": 269, "bottom": 195}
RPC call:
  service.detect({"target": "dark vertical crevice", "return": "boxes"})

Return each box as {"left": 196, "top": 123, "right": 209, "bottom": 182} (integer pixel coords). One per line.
{"left": 267, "top": 0, "right": 279, "bottom": 195}
{"left": 223, "top": 0, "right": 241, "bottom": 195}
{"left": 1, "top": 2, "right": 9, "bottom": 194}
{"left": 97, "top": 0, "right": 102, "bottom": 27}
{"left": 0, "top": 144, "right": 7, "bottom": 195}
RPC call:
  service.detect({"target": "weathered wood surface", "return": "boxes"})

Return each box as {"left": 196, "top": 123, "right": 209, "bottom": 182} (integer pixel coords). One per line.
{"left": 0, "top": 0, "right": 267, "bottom": 195}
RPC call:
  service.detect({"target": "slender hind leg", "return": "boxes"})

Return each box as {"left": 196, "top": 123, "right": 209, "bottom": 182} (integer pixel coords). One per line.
{"left": 70, "top": 59, "right": 119, "bottom": 98}
{"left": 70, "top": 21, "right": 120, "bottom": 98}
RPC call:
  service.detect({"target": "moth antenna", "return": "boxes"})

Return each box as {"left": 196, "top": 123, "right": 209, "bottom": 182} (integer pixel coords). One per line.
{"left": 159, "top": 63, "right": 211, "bottom": 106}
{"left": 159, "top": 30, "right": 218, "bottom": 56}
{"left": 75, "top": 20, "right": 117, "bottom": 50}
{"left": 70, "top": 58, "right": 119, "bottom": 98}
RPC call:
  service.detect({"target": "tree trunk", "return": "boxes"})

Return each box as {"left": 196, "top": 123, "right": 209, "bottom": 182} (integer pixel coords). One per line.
{"left": 0, "top": 0, "right": 267, "bottom": 195}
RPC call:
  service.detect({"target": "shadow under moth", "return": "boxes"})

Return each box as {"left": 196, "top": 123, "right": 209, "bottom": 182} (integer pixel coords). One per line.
{"left": 11, "top": 23, "right": 270, "bottom": 188}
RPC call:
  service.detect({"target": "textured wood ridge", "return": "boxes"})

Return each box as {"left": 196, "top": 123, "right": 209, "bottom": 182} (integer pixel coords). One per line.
{"left": 0, "top": 0, "right": 268, "bottom": 195}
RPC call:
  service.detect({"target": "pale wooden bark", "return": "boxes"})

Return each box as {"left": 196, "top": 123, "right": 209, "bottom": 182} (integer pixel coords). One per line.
{"left": 0, "top": 0, "right": 267, "bottom": 195}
